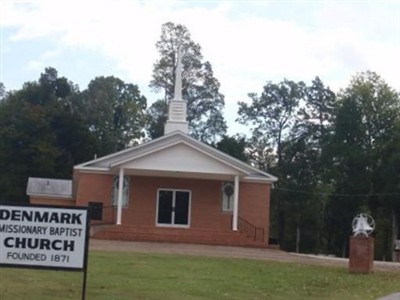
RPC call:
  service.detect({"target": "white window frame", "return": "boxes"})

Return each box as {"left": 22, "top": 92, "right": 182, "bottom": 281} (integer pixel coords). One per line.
{"left": 156, "top": 188, "right": 191, "bottom": 228}
{"left": 112, "top": 176, "right": 130, "bottom": 208}
{"left": 221, "top": 182, "right": 234, "bottom": 213}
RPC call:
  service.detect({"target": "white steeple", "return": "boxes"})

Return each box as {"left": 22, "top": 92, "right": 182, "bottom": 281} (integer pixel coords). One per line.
{"left": 164, "top": 47, "right": 189, "bottom": 135}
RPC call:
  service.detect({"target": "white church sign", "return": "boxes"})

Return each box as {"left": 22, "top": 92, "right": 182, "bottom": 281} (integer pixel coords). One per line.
{"left": 0, "top": 204, "right": 89, "bottom": 270}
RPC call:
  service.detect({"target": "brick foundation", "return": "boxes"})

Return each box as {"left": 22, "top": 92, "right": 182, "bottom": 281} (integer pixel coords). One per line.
{"left": 349, "top": 236, "right": 374, "bottom": 273}
{"left": 92, "top": 225, "right": 269, "bottom": 248}
{"left": 30, "top": 197, "right": 75, "bottom": 206}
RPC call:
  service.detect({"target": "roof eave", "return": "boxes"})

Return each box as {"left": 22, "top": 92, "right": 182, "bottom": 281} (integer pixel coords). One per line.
{"left": 74, "top": 134, "right": 175, "bottom": 169}
{"left": 74, "top": 166, "right": 110, "bottom": 172}
{"left": 242, "top": 175, "right": 278, "bottom": 183}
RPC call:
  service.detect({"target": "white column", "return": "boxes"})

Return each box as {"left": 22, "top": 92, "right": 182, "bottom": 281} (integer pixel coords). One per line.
{"left": 116, "top": 168, "right": 124, "bottom": 225}
{"left": 232, "top": 175, "right": 239, "bottom": 231}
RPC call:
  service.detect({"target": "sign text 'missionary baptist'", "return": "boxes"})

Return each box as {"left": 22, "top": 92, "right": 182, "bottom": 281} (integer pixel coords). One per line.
{"left": 0, "top": 204, "right": 88, "bottom": 270}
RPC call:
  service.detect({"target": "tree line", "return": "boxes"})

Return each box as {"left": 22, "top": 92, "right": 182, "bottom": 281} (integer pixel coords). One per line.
{"left": 1, "top": 22, "right": 399, "bottom": 259}
{"left": 237, "top": 73, "right": 400, "bottom": 260}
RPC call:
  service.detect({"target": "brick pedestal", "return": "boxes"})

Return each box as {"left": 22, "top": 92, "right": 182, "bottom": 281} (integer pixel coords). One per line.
{"left": 349, "top": 236, "right": 374, "bottom": 273}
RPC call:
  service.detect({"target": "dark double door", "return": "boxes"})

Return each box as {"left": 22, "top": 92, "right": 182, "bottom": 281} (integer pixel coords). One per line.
{"left": 157, "top": 190, "right": 190, "bottom": 226}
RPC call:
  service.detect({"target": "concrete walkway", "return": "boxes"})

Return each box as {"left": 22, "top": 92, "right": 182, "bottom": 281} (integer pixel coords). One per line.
{"left": 90, "top": 239, "right": 400, "bottom": 272}
{"left": 377, "top": 293, "right": 400, "bottom": 300}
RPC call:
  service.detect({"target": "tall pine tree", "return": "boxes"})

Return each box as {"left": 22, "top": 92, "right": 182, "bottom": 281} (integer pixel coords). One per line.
{"left": 148, "top": 22, "right": 227, "bottom": 143}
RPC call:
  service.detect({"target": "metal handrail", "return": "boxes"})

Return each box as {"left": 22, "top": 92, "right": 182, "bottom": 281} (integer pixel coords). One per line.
{"left": 237, "top": 216, "right": 265, "bottom": 243}
{"left": 90, "top": 205, "right": 117, "bottom": 226}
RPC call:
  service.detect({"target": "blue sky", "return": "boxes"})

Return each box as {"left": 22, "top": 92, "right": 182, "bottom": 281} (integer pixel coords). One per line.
{"left": 1, "top": 1, "right": 399, "bottom": 135}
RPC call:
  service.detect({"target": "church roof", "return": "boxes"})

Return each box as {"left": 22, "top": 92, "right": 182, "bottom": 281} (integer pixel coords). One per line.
{"left": 75, "top": 131, "right": 277, "bottom": 183}
{"left": 26, "top": 178, "right": 73, "bottom": 198}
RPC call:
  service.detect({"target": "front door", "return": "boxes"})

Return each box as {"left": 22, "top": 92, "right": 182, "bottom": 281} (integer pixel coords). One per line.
{"left": 157, "top": 189, "right": 190, "bottom": 227}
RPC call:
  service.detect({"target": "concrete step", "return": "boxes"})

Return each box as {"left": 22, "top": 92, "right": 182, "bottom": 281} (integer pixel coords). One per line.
{"left": 92, "top": 225, "right": 267, "bottom": 248}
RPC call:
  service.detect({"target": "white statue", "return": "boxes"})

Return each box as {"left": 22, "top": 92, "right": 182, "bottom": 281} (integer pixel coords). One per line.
{"left": 352, "top": 213, "right": 375, "bottom": 237}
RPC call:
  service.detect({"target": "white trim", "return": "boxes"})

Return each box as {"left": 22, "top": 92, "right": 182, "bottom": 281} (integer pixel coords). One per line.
{"left": 242, "top": 176, "right": 275, "bottom": 183}
{"left": 74, "top": 133, "right": 177, "bottom": 168}
{"left": 73, "top": 166, "right": 109, "bottom": 172}
{"left": 156, "top": 188, "right": 191, "bottom": 228}
{"left": 116, "top": 168, "right": 124, "bottom": 225}
{"left": 232, "top": 175, "right": 239, "bottom": 231}
{"left": 74, "top": 131, "right": 277, "bottom": 183}
{"left": 156, "top": 223, "right": 190, "bottom": 229}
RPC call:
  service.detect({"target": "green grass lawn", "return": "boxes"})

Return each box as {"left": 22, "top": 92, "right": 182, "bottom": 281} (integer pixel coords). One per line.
{"left": 1, "top": 251, "right": 399, "bottom": 300}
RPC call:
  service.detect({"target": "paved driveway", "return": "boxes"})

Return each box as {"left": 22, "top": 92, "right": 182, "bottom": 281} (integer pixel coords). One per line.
{"left": 90, "top": 239, "right": 400, "bottom": 272}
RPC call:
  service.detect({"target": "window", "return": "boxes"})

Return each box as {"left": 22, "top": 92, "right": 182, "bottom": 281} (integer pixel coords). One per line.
{"left": 112, "top": 176, "right": 130, "bottom": 207}
{"left": 156, "top": 189, "right": 190, "bottom": 227}
{"left": 222, "top": 182, "right": 234, "bottom": 212}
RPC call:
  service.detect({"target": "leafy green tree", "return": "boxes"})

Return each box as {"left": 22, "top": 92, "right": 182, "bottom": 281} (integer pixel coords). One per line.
{"left": 299, "top": 77, "right": 336, "bottom": 169}
{"left": 0, "top": 82, "right": 5, "bottom": 100}
{"left": 237, "top": 79, "right": 305, "bottom": 168}
{"left": 238, "top": 77, "right": 338, "bottom": 254}
{"left": 214, "top": 135, "right": 248, "bottom": 162}
{"left": 277, "top": 136, "right": 321, "bottom": 252}
{"left": 287, "top": 77, "right": 336, "bottom": 253}
{"left": 82, "top": 76, "right": 147, "bottom": 155}
{"left": 148, "top": 22, "right": 227, "bottom": 143}
{"left": 0, "top": 68, "right": 94, "bottom": 203}
{"left": 146, "top": 99, "right": 168, "bottom": 140}
{"left": 324, "top": 96, "right": 367, "bottom": 256}
{"left": 237, "top": 79, "right": 306, "bottom": 250}
{"left": 301, "top": 77, "right": 336, "bottom": 135}
{"left": 377, "top": 119, "right": 400, "bottom": 259}
{"left": 327, "top": 71, "right": 400, "bottom": 258}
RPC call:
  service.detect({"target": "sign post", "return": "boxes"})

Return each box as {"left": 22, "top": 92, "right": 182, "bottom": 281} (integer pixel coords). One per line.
{"left": 0, "top": 204, "right": 90, "bottom": 299}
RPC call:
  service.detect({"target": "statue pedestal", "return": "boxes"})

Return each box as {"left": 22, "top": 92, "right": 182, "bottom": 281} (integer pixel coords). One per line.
{"left": 349, "top": 236, "right": 374, "bottom": 273}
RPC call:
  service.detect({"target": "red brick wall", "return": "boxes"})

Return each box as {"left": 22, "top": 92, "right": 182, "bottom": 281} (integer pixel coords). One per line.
{"left": 30, "top": 197, "right": 76, "bottom": 206}
{"left": 125, "top": 176, "right": 232, "bottom": 231}
{"left": 349, "top": 236, "right": 374, "bottom": 273}
{"left": 74, "top": 173, "right": 270, "bottom": 237}
{"left": 239, "top": 182, "right": 271, "bottom": 242}
{"left": 75, "top": 172, "right": 113, "bottom": 206}
{"left": 74, "top": 172, "right": 115, "bottom": 223}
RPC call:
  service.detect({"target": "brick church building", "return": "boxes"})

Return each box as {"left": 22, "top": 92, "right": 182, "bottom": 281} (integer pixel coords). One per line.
{"left": 27, "top": 51, "right": 278, "bottom": 248}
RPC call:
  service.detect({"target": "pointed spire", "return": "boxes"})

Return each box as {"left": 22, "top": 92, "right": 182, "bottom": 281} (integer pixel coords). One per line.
{"left": 174, "top": 47, "right": 183, "bottom": 101}
{"left": 164, "top": 46, "right": 189, "bottom": 135}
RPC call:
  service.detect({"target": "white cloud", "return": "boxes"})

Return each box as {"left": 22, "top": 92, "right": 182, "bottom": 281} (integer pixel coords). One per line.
{"left": 25, "top": 59, "right": 45, "bottom": 72}
{"left": 1, "top": 0, "right": 399, "bottom": 134}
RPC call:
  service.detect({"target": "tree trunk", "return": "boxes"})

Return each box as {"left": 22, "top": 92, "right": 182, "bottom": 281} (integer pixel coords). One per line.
{"left": 296, "top": 226, "right": 300, "bottom": 253}
{"left": 392, "top": 208, "right": 397, "bottom": 261}
{"left": 342, "top": 240, "right": 347, "bottom": 258}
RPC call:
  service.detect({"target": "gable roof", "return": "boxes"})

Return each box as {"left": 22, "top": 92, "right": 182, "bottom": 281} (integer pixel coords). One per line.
{"left": 75, "top": 131, "right": 278, "bottom": 183}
